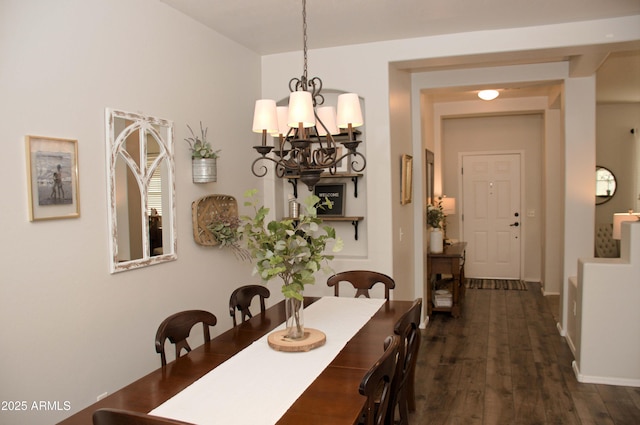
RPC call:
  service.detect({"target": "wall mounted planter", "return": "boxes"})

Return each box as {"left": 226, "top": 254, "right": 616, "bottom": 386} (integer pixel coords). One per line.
{"left": 192, "top": 158, "right": 217, "bottom": 183}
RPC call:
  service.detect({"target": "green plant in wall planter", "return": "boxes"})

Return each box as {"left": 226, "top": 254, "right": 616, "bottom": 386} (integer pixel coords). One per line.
{"left": 185, "top": 122, "right": 221, "bottom": 183}
{"left": 239, "top": 189, "right": 343, "bottom": 339}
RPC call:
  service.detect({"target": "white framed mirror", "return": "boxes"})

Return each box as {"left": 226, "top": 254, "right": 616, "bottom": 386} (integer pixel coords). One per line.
{"left": 106, "top": 108, "right": 177, "bottom": 273}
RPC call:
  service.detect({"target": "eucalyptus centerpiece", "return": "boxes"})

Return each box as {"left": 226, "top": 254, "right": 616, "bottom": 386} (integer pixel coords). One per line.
{"left": 185, "top": 122, "right": 221, "bottom": 183}
{"left": 240, "top": 189, "right": 343, "bottom": 340}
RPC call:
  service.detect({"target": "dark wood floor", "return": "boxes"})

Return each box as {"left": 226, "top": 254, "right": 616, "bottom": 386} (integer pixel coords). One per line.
{"left": 410, "top": 282, "right": 640, "bottom": 425}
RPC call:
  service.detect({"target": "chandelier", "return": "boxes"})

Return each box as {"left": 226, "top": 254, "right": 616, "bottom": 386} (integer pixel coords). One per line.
{"left": 251, "top": 0, "right": 366, "bottom": 191}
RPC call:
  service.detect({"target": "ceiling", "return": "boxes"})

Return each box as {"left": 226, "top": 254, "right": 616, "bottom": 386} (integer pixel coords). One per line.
{"left": 159, "top": 0, "right": 640, "bottom": 103}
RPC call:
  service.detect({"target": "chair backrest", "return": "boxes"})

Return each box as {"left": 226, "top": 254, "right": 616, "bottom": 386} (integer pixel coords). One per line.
{"left": 595, "top": 222, "right": 619, "bottom": 258}
{"left": 387, "top": 298, "right": 422, "bottom": 425}
{"left": 155, "top": 310, "right": 217, "bottom": 366}
{"left": 326, "top": 270, "right": 396, "bottom": 299}
{"left": 93, "top": 408, "right": 194, "bottom": 425}
{"left": 228, "top": 285, "right": 270, "bottom": 326}
{"left": 359, "top": 335, "right": 400, "bottom": 425}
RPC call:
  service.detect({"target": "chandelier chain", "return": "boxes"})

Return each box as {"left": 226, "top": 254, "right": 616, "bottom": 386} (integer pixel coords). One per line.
{"left": 302, "top": 0, "right": 308, "bottom": 83}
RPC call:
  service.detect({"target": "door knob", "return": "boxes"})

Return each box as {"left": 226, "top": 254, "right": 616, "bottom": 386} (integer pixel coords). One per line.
{"left": 510, "top": 222, "right": 519, "bottom": 227}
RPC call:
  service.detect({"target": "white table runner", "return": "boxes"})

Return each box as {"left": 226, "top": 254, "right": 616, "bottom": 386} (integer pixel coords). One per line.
{"left": 150, "top": 296, "right": 386, "bottom": 425}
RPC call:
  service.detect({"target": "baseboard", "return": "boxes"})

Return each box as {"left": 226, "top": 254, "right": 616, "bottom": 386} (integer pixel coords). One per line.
{"left": 565, "top": 333, "right": 577, "bottom": 356}
{"left": 572, "top": 361, "right": 640, "bottom": 388}
{"left": 420, "top": 316, "right": 430, "bottom": 329}
{"left": 556, "top": 321, "right": 566, "bottom": 336}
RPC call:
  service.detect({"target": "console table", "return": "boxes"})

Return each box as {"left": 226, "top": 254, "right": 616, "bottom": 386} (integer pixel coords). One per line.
{"left": 426, "top": 242, "right": 466, "bottom": 317}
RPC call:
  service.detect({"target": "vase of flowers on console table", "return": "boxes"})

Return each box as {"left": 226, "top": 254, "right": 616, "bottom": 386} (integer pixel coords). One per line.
{"left": 427, "top": 199, "right": 445, "bottom": 253}
{"left": 240, "top": 189, "right": 343, "bottom": 340}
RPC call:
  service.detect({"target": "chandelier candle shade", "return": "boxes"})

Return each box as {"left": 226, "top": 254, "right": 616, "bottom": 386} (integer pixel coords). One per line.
{"left": 252, "top": 99, "right": 279, "bottom": 147}
{"left": 250, "top": 0, "right": 366, "bottom": 190}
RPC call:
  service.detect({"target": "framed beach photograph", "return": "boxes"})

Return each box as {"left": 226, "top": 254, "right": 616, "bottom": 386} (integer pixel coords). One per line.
{"left": 401, "top": 154, "right": 413, "bottom": 205}
{"left": 314, "top": 183, "right": 346, "bottom": 216}
{"left": 26, "top": 135, "right": 80, "bottom": 221}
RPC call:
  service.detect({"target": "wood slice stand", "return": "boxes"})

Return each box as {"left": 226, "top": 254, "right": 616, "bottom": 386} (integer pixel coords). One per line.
{"left": 267, "top": 328, "right": 326, "bottom": 352}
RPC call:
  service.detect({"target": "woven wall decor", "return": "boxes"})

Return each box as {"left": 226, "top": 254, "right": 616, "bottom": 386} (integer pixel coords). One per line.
{"left": 191, "top": 194, "right": 238, "bottom": 246}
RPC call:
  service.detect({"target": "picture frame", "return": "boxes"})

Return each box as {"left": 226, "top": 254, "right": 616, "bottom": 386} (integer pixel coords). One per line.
{"left": 314, "top": 183, "right": 346, "bottom": 216}
{"left": 26, "top": 135, "right": 80, "bottom": 221}
{"left": 401, "top": 154, "right": 413, "bottom": 205}
{"left": 334, "top": 146, "right": 349, "bottom": 173}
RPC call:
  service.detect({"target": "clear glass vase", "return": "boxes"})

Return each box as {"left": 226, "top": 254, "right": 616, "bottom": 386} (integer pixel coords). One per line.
{"left": 284, "top": 296, "right": 305, "bottom": 340}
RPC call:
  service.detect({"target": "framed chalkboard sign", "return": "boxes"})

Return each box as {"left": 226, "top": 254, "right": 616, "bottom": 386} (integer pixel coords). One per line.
{"left": 314, "top": 183, "right": 346, "bottom": 216}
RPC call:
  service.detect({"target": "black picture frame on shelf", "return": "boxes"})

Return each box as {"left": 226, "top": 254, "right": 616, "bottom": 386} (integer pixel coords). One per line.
{"left": 314, "top": 183, "right": 346, "bottom": 216}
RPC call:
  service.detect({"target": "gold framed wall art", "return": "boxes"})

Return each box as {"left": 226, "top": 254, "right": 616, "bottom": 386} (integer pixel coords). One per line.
{"left": 26, "top": 135, "right": 80, "bottom": 221}
{"left": 401, "top": 154, "right": 413, "bottom": 205}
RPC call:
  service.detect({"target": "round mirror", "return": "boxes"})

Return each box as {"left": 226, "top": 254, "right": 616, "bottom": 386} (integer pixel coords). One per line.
{"left": 595, "top": 166, "right": 616, "bottom": 205}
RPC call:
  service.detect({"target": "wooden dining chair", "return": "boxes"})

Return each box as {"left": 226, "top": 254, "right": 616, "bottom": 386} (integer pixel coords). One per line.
{"left": 92, "top": 408, "right": 194, "bottom": 424}
{"left": 359, "top": 335, "right": 400, "bottom": 425}
{"left": 155, "top": 310, "right": 217, "bottom": 366}
{"left": 228, "top": 285, "right": 270, "bottom": 326}
{"left": 327, "top": 270, "right": 396, "bottom": 299}
{"left": 387, "top": 298, "right": 422, "bottom": 425}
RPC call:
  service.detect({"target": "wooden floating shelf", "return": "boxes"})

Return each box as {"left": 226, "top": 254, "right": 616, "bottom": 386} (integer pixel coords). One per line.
{"left": 287, "top": 173, "right": 363, "bottom": 198}
{"left": 286, "top": 172, "right": 363, "bottom": 179}
{"left": 283, "top": 216, "right": 364, "bottom": 240}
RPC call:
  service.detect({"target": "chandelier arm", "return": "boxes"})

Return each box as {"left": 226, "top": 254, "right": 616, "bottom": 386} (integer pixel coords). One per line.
{"left": 274, "top": 162, "right": 288, "bottom": 178}
{"left": 308, "top": 77, "right": 323, "bottom": 106}
{"left": 251, "top": 156, "right": 281, "bottom": 178}
{"left": 289, "top": 77, "right": 305, "bottom": 93}
{"left": 347, "top": 151, "right": 367, "bottom": 173}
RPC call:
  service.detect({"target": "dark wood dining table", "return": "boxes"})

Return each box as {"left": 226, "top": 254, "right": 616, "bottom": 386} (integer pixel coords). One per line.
{"left": 57, "top": 297, "right": 414, "bottom": 425}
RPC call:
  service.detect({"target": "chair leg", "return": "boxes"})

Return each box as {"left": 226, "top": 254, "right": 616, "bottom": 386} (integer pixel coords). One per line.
{"left": 407, "top": 376, "right": 416, "bottom": 412}
{"left": 397, "top": 392, "right": 409, "bottom": 425}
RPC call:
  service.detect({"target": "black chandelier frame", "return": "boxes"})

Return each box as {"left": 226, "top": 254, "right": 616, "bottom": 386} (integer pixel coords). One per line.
{"left": 251, "top": 0, "right": 366, "bottom": 191}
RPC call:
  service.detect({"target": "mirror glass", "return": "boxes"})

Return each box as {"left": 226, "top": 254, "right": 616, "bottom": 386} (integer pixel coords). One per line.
{"left": 595, "top": 165, "right": 616, "bottom": 205}
{"left": 106, "top": 108, "right": 176, "bottom": 273}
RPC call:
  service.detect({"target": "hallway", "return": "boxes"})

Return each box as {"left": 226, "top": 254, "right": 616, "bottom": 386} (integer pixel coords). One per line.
{"left": 411, "top": 283, "right": 640, "bottom": 424}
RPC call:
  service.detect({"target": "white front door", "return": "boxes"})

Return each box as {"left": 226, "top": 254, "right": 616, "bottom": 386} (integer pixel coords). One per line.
{"left": 462, "top": 153, "right": 521, "bottom": 279}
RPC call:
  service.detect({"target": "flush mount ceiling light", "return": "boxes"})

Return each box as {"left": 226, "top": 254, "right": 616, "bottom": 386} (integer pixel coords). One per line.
{"left": 478, "top": 89, "right": 500, "bottom": 101}
{"left": 250, "top": 0, "right": 366, "bottom": 191}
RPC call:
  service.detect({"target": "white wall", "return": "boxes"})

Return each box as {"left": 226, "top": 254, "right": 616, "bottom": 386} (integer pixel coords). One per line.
{"left": 544, "top": 107, "right": 565, "bottom": 295}
{"left": 0, "top": 1, "right": 261, "bottom": 424}
{"left": 2, "top": 3, "right": 640, "bottom": 423}
{"left": 440, "top": 112, "right": 544, "bottom": 283}
{"left": 560, "top": 77, "right": 597, "bottom": 334}
{"left": 261, "top": 44, "right": 397, "bottom": 299}
{"left": 389, "top": 66, "right": 415, "bottom": 300}
{"left": 595, "top": 103, "right": 640, "bottom": 223}
{"left": 412, "top": 63, "right": 569, "bottom": 294}
{"left": 574, "top": 221, "right": 640, "bottom": 386}
{"left": 262, "top": 16, "right": 640, "bottom": 307}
